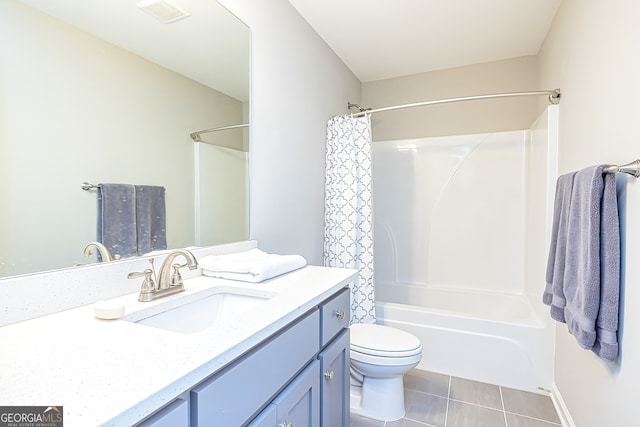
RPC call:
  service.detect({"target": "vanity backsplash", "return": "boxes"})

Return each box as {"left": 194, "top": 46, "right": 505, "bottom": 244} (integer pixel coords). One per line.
{"left": 0, "top": 240, "right": 257, "bottom": 327}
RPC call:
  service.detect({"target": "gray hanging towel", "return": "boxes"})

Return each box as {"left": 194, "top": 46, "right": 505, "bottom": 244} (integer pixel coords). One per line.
{"left": 562, "top": 166, "right": 620, "bottom": 361}
{"left": 97, "top": 183, "right": 137, "bottom": 259}
{"left": 546, "top": 165, "right": 621, "bottom": 361}
{"left": 135, "top": 185, "right": 167, "bottom": 256}
{"left": 543, "top": 171, "right": 576, "bottom": 322}
{"left": 592, "top": 171, "right": 620, "bottom": 360}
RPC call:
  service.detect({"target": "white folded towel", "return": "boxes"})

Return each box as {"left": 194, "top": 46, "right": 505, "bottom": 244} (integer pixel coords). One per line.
{"left": 199, "top": 248, "right": 307, "bottom": 283}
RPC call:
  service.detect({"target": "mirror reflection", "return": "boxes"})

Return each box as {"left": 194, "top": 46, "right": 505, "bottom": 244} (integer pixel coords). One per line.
{"left": 0, "top": 0, "right": 250, "bottom": 278}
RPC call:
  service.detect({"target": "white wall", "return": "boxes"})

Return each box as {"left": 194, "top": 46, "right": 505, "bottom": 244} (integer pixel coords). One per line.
{"left": 372, "top": 132, "right": 527, "bottom": 294}
{"left": 524, "top": 106, "right": 559, "bottom": 321}
{"left": 218, "top": 0, "right": 361, "bottom": 266}
{"left": 538, "top": 1, "right": 640, "bottom": 425}
{"left": 0, "top": 0, "right": 244, "bottom": 276}
{"left": 361, "top": 56, "right": 540, "bottom": 141}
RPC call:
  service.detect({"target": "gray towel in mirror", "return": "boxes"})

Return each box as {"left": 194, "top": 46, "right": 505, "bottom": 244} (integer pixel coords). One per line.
{"left": 135, "top": 185, "right": 167, "bottom": 256}
{"left": 97, "top": 183, "right": 137, "bottom": 259}
{"left": 97, "top": 183, "right": 167, "bottom": 259}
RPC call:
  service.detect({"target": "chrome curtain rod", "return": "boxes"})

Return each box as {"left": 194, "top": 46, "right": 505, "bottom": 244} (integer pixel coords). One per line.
{"left": 604, "top": 160, "right": 640, "bottom": 177}
{"left": 190, "top": 123, "right": 249, "bottom": 142}
{"left": 349, "top": 89, "right": 561, "bottom": 117}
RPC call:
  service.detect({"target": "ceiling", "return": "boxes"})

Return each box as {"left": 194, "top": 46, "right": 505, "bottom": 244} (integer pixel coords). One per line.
{"left": 19, "top": 0, "right": 250, "bottom": 101}
{"left": 17, "top": 0, "right": 562, "bottom": 96}
{"left": 288, "top": 0, "right": 563, "bottom": 82}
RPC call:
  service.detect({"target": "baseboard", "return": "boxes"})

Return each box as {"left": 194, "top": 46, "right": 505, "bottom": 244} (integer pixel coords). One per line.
{"left": 550, "top": 383, "right": 576, "bottom": 427}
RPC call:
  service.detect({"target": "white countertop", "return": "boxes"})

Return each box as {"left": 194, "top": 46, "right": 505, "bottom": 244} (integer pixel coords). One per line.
{"left": 0, "top": 265, "right": 356, "bottom": 426}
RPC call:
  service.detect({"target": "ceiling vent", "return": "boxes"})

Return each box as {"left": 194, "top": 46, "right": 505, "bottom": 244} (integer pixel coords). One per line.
{"left": 137, "top": 0, "right": 190, "bottom": 24}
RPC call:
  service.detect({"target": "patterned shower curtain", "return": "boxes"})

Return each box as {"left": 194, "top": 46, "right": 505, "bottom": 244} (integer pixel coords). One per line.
{"left": 323, "top": 114, "right": 376, "bottom": 324}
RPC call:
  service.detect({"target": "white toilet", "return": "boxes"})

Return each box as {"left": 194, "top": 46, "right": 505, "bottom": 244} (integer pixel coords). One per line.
{"left": 349, "top": 323, "right": 423, "bottom": 421}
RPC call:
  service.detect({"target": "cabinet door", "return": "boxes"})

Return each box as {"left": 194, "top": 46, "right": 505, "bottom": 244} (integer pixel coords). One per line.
{"left": 273, "top": 360, "right": 320, "bottom": 427}
{"left": 319, "top": 329, "right": 350, "bottom": 427}
{"left": 247, "top": 404, "right": 277, "bottom": 427}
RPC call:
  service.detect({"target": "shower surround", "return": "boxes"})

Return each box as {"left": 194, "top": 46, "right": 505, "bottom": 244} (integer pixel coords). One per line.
{"left": 373, "top": 106, "right": 558, "bottom": 393}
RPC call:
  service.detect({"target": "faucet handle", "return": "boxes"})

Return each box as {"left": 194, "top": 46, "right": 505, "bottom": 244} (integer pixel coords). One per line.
{"left": 170, "top": 263, "right": 186, "bottom": 287}
{"left": 128, "top": 269, "right": 156, "bottom": 302}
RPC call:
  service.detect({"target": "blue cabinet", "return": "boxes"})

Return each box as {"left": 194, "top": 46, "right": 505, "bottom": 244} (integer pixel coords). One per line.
{"left": 191, "top": 311, "right": 319, "bottom": 426}
{"left": 135, "top": 286, "right": 350, "bottom": 427}
{"left": 135, "top": 398, "right": 189, "bottom": 427}
{"left": 272, "top": 361, "right": 321, "bottom": 427}
{"left": 247, "top": 404, "right": 277, "bottom": 427}
{"left": 249, "top": 362, "right": 320, "bottom": 427}
{"left": 320, "top": 288, "right": 350, "bottom": 347}
{"left": 247, "top": 289, "right": 350, "bottom": 427}
{"left": 319, "top": 329, "right": 350, "bottom": 427}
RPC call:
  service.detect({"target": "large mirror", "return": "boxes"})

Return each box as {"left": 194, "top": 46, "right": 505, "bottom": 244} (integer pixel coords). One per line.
{"left": 0, "top": 0, "right": 250, "bottom": 278}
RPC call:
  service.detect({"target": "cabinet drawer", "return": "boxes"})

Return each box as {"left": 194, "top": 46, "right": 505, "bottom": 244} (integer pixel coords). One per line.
{"left": 191, "top": 310, "right": 320, "bottom": 426}
{"left": 135, "top": 398, "right": 189, "bottom": 427}
{"left": 320, "top": 287, "right": 350, "bottom": 347}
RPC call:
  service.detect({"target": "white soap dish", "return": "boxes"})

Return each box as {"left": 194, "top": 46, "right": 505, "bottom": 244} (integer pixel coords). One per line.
{"left": 95, "top": 300, "right": 125, "bottom": 320}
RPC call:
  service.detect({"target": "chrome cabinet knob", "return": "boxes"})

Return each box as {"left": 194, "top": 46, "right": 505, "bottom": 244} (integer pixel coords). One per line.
{"left": 324, "top": 370, "right": 334, "bottom": 381}
{"left": 335, "top": 310, "right": 345, "bottom": 320}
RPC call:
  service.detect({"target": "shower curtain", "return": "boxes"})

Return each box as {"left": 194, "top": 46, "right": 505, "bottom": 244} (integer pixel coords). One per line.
{"left": 323, "top": 114, "right": 375, "bottom": 324}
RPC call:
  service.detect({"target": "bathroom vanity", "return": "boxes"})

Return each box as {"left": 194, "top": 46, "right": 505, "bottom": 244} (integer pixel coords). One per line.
{"left": 0, "top": 259, "right": 355, "bottom": 427}
{"left": 140, "top": 287, "right": 350, "bottom": 427}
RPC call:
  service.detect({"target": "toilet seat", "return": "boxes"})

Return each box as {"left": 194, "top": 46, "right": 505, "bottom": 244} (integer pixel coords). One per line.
{"left": 351, "top": 347, "right": 422, "bottom": 367}
{"left": 350, "top": 323, "right": 422, "bottom": 358}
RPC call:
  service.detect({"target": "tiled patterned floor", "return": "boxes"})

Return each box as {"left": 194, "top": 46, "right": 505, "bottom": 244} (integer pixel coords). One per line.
{"left": 350, "top": 370, "right": 562, "bottom": 427}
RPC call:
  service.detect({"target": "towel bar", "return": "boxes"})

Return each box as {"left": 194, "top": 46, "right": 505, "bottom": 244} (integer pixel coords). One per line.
{"left": 603, "top": 160, "right": 640, "bottom": 178}
{"left": 81, "top": 182, "right": 100, "bottom": 191}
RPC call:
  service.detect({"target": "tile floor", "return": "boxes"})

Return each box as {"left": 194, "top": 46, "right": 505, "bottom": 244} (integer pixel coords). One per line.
{"left": 350, "top": 370, "right": 562, "bottom": 427}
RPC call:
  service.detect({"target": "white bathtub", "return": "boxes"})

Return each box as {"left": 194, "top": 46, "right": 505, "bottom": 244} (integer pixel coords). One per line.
{"left": 371, "top": 107, "right": 559, "bottom": 393}
{"left": 375, "top": 284, "right": 554, "bottom": 393}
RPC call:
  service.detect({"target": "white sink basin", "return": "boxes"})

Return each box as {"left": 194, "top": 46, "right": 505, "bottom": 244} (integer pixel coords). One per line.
{"left": 126, "top": 289, "right": 273, "bottom": 334}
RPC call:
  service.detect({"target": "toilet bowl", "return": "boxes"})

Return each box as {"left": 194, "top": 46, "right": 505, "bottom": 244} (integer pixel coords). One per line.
{"left": 349, "top": 323, "right": 422, "bottom": 421}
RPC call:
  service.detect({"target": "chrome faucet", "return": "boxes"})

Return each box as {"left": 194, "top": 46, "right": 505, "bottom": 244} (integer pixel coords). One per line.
{"left": 83, "top": 241, "right": 114, "bottom": 262}
{"left": 129, "top": 250, "right": 198, "bottom": 302}
{"left": 157, "top": 249, "right": 198, "bottom": 290}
